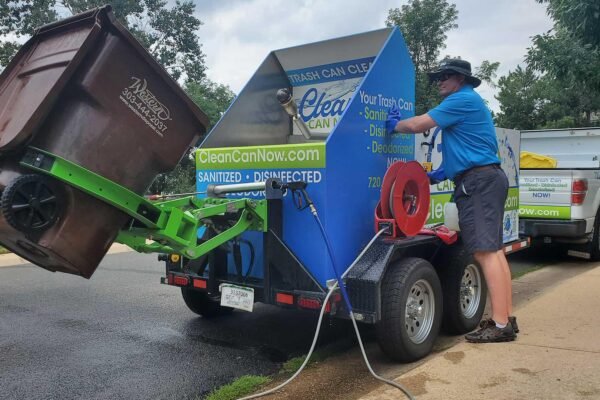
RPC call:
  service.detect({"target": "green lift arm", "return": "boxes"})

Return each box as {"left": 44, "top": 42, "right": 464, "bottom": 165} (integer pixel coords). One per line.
{"left": 19, "top": 147, "right": 268, "bottom": 258}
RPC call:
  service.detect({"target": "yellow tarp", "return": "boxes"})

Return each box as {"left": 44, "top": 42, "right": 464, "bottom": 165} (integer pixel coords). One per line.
{"left": 520, "top": 151, "right": 557, "bottom": 168}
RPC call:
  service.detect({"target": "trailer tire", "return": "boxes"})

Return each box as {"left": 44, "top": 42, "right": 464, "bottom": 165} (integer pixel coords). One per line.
{"left": 437, "top": 245, "right": 487, "bottom": 334}
{"left": 181, "top": 288, "right": 233, "bottom": 318}
{"left": 376, "top": 257, "right": 442, "bottom": 362}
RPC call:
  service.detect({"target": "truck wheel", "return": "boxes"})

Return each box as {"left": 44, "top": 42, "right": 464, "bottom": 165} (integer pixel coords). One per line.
{"left": 181, "top": 288, "right": 233, "bottom": 318}
{"left": 437, "top": 245, "right": 487, "bottom": 334}
{"left": 376, "top": 257, "right": 442, "bottom": 362}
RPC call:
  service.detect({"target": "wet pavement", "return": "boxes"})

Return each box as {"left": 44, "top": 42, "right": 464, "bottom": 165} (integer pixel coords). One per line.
{"left": 0, "top": 243, "right": 576, "bottom": 400}
{"left": 0, "top": 251, "right": 345, "bottom": 400}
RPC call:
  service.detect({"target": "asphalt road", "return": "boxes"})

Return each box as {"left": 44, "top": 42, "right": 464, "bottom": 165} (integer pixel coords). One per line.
{"left": 0, "top": 251, "right": 346, "bottom": 400}
{"left": 0, "top": 244, "right": 577, "bottom": 400}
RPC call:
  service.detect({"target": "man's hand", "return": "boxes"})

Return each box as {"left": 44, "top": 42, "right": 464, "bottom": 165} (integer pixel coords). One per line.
{"left": 427, "top": 167, "right": 446, "bottom": 185}
{"left": 385, "top": 105, "right": 402, "bottom": 134}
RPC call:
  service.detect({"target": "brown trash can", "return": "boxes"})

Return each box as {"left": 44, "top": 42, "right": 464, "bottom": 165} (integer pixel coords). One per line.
{"left": 0, "top": 6, "right": 209, "bottom": 278}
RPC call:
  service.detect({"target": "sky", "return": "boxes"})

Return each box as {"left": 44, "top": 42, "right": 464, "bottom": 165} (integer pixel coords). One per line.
{"left": 195, "top": 0, "right": 554, "bottom": 112}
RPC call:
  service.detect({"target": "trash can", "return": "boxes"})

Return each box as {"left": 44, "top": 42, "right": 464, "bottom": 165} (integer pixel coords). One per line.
{"left": 0, "top": 6, "right": 209, "bottom": 278}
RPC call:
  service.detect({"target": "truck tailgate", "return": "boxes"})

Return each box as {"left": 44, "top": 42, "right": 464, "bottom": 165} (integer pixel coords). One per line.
{"left": 519, "top": 170, "right": 572, "bottom": 219}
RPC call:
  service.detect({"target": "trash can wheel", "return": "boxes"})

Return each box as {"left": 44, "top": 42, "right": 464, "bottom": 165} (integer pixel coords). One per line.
{"left": 1, "top": 174, "right": 62, "bottom": 234}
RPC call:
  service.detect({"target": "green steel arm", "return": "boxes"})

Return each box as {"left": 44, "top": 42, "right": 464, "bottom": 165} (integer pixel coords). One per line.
{"left": 21, "top": 147, "right": 163, "bottom": 228}
{"left": 20, "top": 147, "right": 268, "bottom": 259}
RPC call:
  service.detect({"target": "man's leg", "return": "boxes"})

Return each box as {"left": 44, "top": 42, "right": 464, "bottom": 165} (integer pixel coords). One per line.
{"left": 474, "top": 250, "right": 509, "bottom": 325}
{"left": 497, "top": 249, "right": 513, "bottom": 316}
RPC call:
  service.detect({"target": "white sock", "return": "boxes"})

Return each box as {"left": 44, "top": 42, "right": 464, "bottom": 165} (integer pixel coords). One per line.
{"left": 495, "top": 321, "right": 507, "bottom": 329}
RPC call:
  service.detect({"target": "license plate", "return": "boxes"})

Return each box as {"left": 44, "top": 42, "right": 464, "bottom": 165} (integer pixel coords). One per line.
{"left": 220, "top": 284, "right": 254, "bottom": 312}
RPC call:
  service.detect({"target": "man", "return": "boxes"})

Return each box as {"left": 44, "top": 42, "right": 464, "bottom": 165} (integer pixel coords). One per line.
{"left": 385, "top": 58, "right": 517, "bottom": 343}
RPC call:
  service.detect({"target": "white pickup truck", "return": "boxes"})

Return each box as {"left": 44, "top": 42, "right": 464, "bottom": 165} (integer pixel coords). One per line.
{"left": 519, "top": 127, "right": 600, "bottom": 260}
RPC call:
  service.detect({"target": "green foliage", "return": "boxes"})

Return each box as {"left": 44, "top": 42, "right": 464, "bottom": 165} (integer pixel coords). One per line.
{"left": 185, "top": 80, "right": 236, "bottom": 130}
{"left": 0, "top": 0, "right": 206, "bottom": 81}
{"left": 386, "top": 0, "right": 458, "bottom": 72}
{"left": 147, "top": 157, "right": 196, "bottom": 195}
{"left": 386, "top": 0, "right": 458, "bottom": 114}
{"left": 496, "top": 64, "right": 598, "bottom": 131}
{"left": 0, "top": 0, "right": 58, "bottom": 63}
{"left": 496, "top": 1, "right": 600, "bottom": 129}
{"left": 0, "top": 0, "right": 58, "bottom": 36}
{"left": 385, "top": 1, "right": 496, "bottom": 115}
{"left": 475, "top": 60, "right": 500, "bottom": 88}
{"left": 0, "top": 42, "right": 21, "bottom": 68}
{"left": 204, "top": 375, "right": 270, "bottom": 400}
{"left": 537, "top": 0, "right": 600, "bottom": 49}
{"left": 527, "top": 27, "right": 600, "bottom": 93}
{"left": 495, "top": 66, "right": 543, "bottom": 130}
{"left": 147, "top": 80, "right": 236, "bottom": 195}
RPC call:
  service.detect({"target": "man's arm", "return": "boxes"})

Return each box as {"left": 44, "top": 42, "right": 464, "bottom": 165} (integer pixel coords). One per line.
{"left": 393, "top": 114, "right": 437, "bottom": 134}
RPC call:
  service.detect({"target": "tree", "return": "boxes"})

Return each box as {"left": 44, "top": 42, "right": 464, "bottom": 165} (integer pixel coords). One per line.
{"left": 495, "top": 66, "right": 552, "bottom": 130}
{"left": 147, "top": 80, "right": 236, "bottom": 195}
{"left": 496, "top": 52, "right": 599, "bottom": 129}
{"left": 527, "top": 25, "right": 600, "bottom": 93}
{"left": 386, "top": 0, "right": 458, "bottom": 114}
{"left": 475, "top": 61, "right": 500, "bottom": 89}
{"left": 0, "top": 0, "right": 58, "bottom": 66}
{"left": 0, "top": 0, "right": 206, "bottom": 82}
{"left": 385, "top": 1, "right": 497, "bottom": 115}
{"left": 537, "top": 0, "right": 600, "bottom": 49}
{"left": 527, "top": 30, "right": 600, "bottom": 125}
{"left": 495, "top": 1, "right": 600, "bottom": 129}
{"left": 185, "top": 80, "right": 236, "bottom": 128}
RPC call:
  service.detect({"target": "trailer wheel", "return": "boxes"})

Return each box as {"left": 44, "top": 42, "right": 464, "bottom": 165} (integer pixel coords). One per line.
{"left": 181, "top": 288, "right": 233, "bottom": 318}
{"left": 437, "top": 244, "right": 487, "bottom": 334}
{"left": 376, "top": 257, "right": 442, "bottom": 362}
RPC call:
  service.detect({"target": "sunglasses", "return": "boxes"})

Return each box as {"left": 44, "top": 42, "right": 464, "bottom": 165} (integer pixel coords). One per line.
{"left": 433, "top": 73, "right": 457, "bottom": 83}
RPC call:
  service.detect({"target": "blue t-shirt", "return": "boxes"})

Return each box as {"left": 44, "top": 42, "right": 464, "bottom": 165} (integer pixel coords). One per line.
{"left": 427, "top": 85, "right": 499, "bottom": 180}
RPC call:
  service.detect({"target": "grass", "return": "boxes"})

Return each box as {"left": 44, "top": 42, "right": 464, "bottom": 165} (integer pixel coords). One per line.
{"left": 0, "top": 247, "right": 10, "bottom": 255}
{"left": 511, "top": 264, "right": 546, "bottom": 280}
{"left": 204, "top": 375, "right": 271, "bottom": 400}
{"left": 203, "top": 343, "right": 347, "bottom": 400}
{"left": 281, "top": 355, "right": 313, "bottom": 374}
{"left": 280, "top": 345, "right": 340, "bottom": 374}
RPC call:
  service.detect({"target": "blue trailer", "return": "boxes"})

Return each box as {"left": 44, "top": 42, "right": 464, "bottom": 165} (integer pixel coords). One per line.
{"left": 158, "top": 27, "right": 491, "bottom": 362}
{"left": 6, "top": 15, "right": 526, "bottom": 364}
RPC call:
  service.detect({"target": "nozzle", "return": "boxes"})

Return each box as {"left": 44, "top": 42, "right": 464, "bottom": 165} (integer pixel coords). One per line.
{"left": 276, "top": 88, "right": 292, "bottom": 105}
{"left": 277, "top": 88, "right": 313, "bottom": 140}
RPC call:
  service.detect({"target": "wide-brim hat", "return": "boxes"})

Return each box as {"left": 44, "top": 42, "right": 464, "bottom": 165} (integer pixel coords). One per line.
{"left": 427, "top": 58, "right": 482, "bottom": 88}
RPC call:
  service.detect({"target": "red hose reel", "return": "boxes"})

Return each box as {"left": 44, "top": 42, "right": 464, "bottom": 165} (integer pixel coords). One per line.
{"left": 375, "top": 161, "right": 431, "bottom": 237}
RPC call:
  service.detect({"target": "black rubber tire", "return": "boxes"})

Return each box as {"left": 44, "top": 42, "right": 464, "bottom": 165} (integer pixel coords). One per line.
{"left": 181, "top": 288, "right": 234, "bottom": 318}
{"left": 375, "top": 257, "right": 442, "bottom": 362}
{"left": 1, "top": 174, "right": 62, "bottom": 234}
{"left": 437, "top": 244, "right": 487, "bottom": 334}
